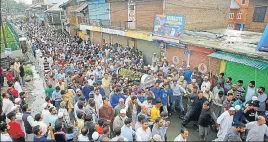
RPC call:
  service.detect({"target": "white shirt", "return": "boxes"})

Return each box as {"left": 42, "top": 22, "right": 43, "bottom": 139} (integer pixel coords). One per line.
{"left": 201, "top": 81, "right": 211, "bottom": 91}
{"left": 170, "top": 83, "right": 186, "bottom": 96}
{"left": 1, "top": 133, "right": 12, "bottom": 141}
{"left": 87, "top": 79, "right": 94, "bottom": 86}
{"left": 94, "top": 94, "right": 103, "bottom": 115}
{"left": 215, "top": 111, "right": 233, "bottom": 141}
{"left": 36, "top": 121, "right": 47, "bottom": 135}
{"left": 78, "top": 134, "right": 89, "bottom": 141}
{"left": 42, "top": 109, "right": 50, "bottom": 123}
{"left": 14, "top": 81, "right": 23, "bottom": 93}
{"left": 136, "top": 127, "right": 152, "bottom": 141}
{"left": 174, "top": 134, "right": 186, "bottom": 141}
{"left": 2, "top": 98, "right": 14, "bottom": 116}
{"left": 125, "top": 96, "right": 142, "bottom": 110}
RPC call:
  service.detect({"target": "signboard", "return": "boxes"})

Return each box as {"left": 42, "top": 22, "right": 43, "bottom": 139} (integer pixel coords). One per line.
{"left": 118, "top": 68, "right": 143, "bottom": 81}
{"left": 140, "top": 74, "right": 155, "bottom": 89}
{"left": 153, "top": 14, "right": 185, "bottom": 39}
{"left": 101, "top": 28, "right": 125, "bottom": 36}
{"left": 128, "top": 2, "right": 136, "bottom": 29}
{"left": 5, "top": 48, "right": 12, "bottom": 56}
{"left": 257, "top": 24, "right": 268, "bottom": 52}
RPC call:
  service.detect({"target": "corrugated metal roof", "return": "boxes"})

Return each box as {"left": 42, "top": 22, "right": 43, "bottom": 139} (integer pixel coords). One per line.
{"left": 75, "top": 3, "right": 88, "bottom": 13}
{"left": 208, "top": 51, "right": 268, "bottom": 70}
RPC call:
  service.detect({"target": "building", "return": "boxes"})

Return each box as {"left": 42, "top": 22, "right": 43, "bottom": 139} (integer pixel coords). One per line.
{"left": 228, "top": 0, "right": 248, "bottom": 31}
{"left": 165, "top": 0, "right": 231, "bottom": 30}
{"left": 244, "top": 0, "right": 268, "bottom": 32}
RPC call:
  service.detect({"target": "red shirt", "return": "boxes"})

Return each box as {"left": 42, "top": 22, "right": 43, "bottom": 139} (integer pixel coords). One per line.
{"left": 7, "top": 87, "right": 19, "bottom": 98}
{"left": 6, "top": 71, "right": 14, "bottom": 82}
{"left": 95, "top": 125, "right": 103, "bottom": 134}
{"left": 8, "top": 121, "right": 25, "bottom": 139}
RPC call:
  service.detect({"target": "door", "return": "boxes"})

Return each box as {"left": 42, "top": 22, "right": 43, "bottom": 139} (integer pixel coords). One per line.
{"left": 235, "top": 24, "right": 241, "bottom": 31}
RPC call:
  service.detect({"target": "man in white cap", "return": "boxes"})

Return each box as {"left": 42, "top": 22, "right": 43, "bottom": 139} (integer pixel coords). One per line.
{"left": 41, "top": 103, "right": 51, "bottom": 123}
{"left": 152, "top": 53, "right": 159, "bottom": 64}
{"left": 214, "top": 107, "right": 235, "bottom": 141}
{"left": 201, "top": 76, "right": 211, "bottom": 92}
{"left": 113, "top": 109, "right": 128, "bottom": 132}
{"left": 114, "top": 98, "right": 126, "bottom": 117}
{"left": 92, "top": 131, "right": 100, "bottom": 141}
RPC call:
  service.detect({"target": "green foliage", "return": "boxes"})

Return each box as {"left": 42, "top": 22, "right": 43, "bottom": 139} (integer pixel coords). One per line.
{"left": 24, "top": 65, "right": 33, "bottom": 77}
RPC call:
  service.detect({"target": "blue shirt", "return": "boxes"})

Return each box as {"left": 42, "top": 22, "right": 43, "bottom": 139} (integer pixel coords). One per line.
{"left": 151, "top": 87, "right": 161, "bottom": 105}
{"left": 121, "top": 125, "right": 135, "bottom": 141}
{"left": 138, "top": 96, "right": 145, "bottom": 103}
{"left": 82, "top": 86, "right": 91, "bottom": 101}
{"left": 34, "top": 136, "right": 55, "bottom": 142}
{"left": 160, "top": 89, "right": 172, "bottom": 106}
{"left": 111, "top": 93, "right": 125, "bottom": 108}
{"left": 52, "top": 90, "right": 62, "bottom": 102}
{"left": 184, "top": 69, "right": 192, "bottom": 83}
{"left": 99, "top": 87, "right": 106, "bottom": 97}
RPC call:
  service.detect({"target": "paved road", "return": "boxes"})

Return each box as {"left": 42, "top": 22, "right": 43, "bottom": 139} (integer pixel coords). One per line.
{"left": 167, "top": 112, "right": 217, "bottom": 141}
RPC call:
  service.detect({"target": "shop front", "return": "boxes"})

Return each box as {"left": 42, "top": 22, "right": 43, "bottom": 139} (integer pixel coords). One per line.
{"left": 208, "top": 51, "right": 268, "bottom": 89}
{"left": 188, "top": 45, "right": 219, "bottom": 74}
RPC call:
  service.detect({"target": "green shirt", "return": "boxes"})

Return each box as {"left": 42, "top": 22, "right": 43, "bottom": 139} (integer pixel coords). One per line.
{"left": 45, "top": 88, "right": 55, "bottom": 98}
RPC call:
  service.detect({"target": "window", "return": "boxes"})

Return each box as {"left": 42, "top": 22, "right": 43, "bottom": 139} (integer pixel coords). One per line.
{"left": 237, "top": 12, "right": 242, "bottom": 19}
{"left": 242, "top": 0, "right": 246, "bottom": 4}
{"left": 229, "top": 12, "right": 234, "bottom": 19}
{"left": 253, "top": 6, "right": 267, "bottom": 22}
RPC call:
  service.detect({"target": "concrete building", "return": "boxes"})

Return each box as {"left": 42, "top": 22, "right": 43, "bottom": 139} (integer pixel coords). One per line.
{"left": 244, "top": 0, "right": 268, "bottom": 32}
{"left": 165, "top": 0, "right": 231, "bottom": 30}
{"left": 228, "top": 0, "right": 248, "bottom": 31}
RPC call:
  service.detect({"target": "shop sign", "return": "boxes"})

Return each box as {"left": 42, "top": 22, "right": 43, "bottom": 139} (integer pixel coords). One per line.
{"left": 80, "top": 24, "right": 92, "bottom": 31}
{"left": 153, "top": 14, "right": 185, "bottom": 39}
{"left": 125, "top": 31, "right": 152, "bottom": 41}
{"left": 140, "top": 74, "right": 155, "bottom": 89}
{"left": 118, "top": 68, "right": 143, "bottom": 81}
{"left": 101, "top": 28, "right": 125, "bottom": 36}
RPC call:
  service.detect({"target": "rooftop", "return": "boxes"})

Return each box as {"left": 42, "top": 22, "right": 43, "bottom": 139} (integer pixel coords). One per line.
{"left": 181, "top": 29, "right": 268, "bottom": 60}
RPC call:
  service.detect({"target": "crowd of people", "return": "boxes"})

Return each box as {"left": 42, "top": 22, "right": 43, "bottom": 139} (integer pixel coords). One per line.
{"left": 1, "top": 22, "right": 268, "bottom": 142}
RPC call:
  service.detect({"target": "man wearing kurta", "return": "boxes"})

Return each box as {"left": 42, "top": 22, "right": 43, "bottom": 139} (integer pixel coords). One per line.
{"left": 214, "top": 107, "right": 235, "bottom": 141}
{"left": 102, "top": 73, "right": 111, "bottom": 98}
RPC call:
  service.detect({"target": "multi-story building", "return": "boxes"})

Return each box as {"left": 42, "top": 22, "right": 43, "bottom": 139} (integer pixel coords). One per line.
{"left": 244, "top": 0, "right": 268, "bottom": 32}
{"left": 228, "top": 0, "right": 248, "bottom": 31}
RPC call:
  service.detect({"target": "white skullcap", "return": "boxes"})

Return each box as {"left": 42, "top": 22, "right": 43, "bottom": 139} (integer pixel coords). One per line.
{"left": 119, "top": 98, "right": 124, "bottom": 102}
{"left": 229, "top": 107, "right": 235, "bottom": 111}
{"left": 235, "top": 105, "right": 241, "bottom": 111}
{"left": 120, "top": 109, "right": 126, "bottom": 114}
{"left": 252, "top": 96, "right": 258, "bottom": 101}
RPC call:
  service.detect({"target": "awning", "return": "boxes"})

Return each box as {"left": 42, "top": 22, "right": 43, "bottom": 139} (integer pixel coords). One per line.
{"left": 75, "top": 3, "right": 88, "bottom": 13}
{"left": 208, "top": 51, "right": 268, "bottom": 70}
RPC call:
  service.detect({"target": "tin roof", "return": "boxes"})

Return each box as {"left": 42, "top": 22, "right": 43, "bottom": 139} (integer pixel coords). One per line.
{"left": 208, "top": 51, "right": 268, "bottom": 70}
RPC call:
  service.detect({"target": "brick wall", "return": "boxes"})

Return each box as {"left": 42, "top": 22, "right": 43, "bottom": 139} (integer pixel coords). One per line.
{"left": 110, "top": 2, "right": 128, "bottom": 28}
{"left": 166, "top": 0, "right": 230, "bottom": 30}
{"left": 136, "top": 0, "right": 163, "bottom": 31}
{"left": 244, "top": 0, "right": 268, "bottom": 32}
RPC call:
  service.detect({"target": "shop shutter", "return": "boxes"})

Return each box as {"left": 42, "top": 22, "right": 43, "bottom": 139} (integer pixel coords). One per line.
{"left": 137, "top": 40, "right": 159, "bottom": 64}
{"left": 102, "top": 33, "right": 111, "bottom": 43}
{"left": 166, "top": 47, "right": 187, "bottom": 68}
{"left": 111, "top": 35, "right": 128, "bottom": 47}
{"left": 225, "top": 62, "right": 268, "bottom": 89}
{"left": 92, "top": 31, "right": 102, "bottom": 44}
